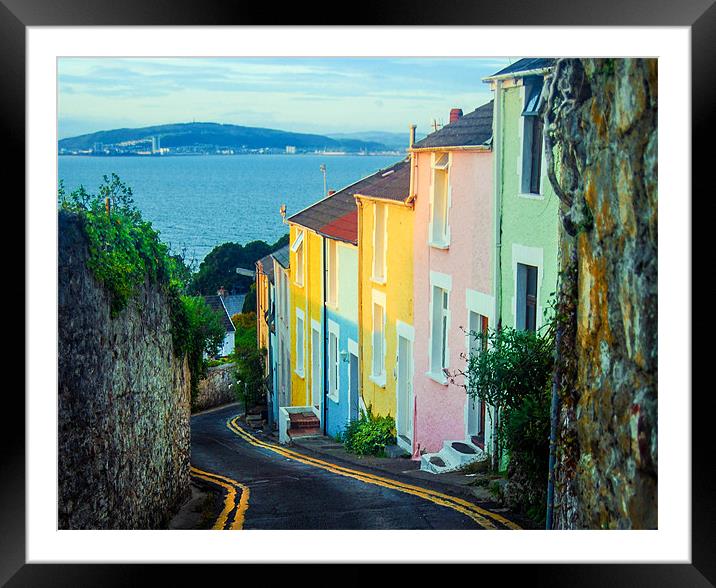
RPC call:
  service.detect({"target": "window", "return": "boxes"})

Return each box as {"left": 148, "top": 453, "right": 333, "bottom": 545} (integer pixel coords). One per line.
{"left": 430, "top": 286, "right": 450, "bottom": 376}
{"left": 295, "top": 309, "right": 305, "bottom": 375}
{"left": 521, "top": 77, "right": 545, "bottom": 195}
{"left": 327, "top": 239, "right": 338, "bottom": 306}
{"left": 516, "top": 263, "right": 538, "bottom": 331}
{"left": 430, "top": 152, "right": 450, "bottom": 247}
{"left": 372, "top": 203, "right": 387, "bottom": 281}
{"left": 328, "top": 323, "right": 339, "bottom": 400}
{"left": 291, "top": 230, "right": 304, "bottom": 286}
{"left": 372, "top": 301, "right": 385, "bottom": 380}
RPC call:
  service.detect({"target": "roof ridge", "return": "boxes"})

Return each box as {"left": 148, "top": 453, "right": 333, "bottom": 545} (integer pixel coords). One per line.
{"left": 286, "top": 157, "right": 409, "bottom": 224}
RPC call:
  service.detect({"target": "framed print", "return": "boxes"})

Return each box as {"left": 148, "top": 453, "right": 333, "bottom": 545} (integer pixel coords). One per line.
{"left": 6, "top": 0, "right": 709, "bottom": 583}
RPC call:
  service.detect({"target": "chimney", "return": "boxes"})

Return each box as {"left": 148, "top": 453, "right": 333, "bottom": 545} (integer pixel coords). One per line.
{"left": 450, "top": 108, "right": 463, "bottom": 124}
{"left": 409, "top": 124, "right": 416, "bottom": 148}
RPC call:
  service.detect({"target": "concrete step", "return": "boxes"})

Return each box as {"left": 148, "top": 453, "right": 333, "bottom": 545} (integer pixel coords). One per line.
{"left": 420, "top": 439, "right": 489, "bottom": 474}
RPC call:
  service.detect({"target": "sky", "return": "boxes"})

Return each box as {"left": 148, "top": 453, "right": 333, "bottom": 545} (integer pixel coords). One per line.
{"left": 57, "top": 57, "right": 514, "bottom": 140}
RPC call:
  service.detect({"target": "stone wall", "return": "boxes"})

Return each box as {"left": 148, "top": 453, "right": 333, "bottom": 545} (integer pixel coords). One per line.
{"left": 193, "top": 363, "right": 237, "bottom": 413}
{"left": 58, "top": 211, "right": 191, "bottom": 529}
{"left": 547, "top": 59, "right": 658, "bottom": 529}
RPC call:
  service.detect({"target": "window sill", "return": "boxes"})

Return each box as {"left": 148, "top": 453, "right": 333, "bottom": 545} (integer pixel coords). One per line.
{"left": 369, "top": 374, "right": 386, "bottom": 388}
{"left": 517, "top": 192, "right": 544, "bottom": 201}
{"left": 327, "top": 393, "right": 339, "bottom": 403}
{"left": 294, "top": 370, "right": 305, "bottom": 379}
{"left": 428, "top": 240, "right": 449, "bottom": 250}
{"left": 371, "top": 276, "right": 387, "bottom": 286}
{"left": 425, "top": 370, "right": 449, "bottom": 386}
{"left": 325, "top": 301, "right": 338, "bottom": 312}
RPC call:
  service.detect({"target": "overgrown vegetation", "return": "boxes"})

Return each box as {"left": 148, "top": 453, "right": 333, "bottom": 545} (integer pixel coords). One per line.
{"left": 338, "top": 406, "right": 396, "bottom": 457}
{"left": 229, "top": 310, "right": 265, "bottom": 410}
{"left": 59, "top": 174, "right": 228, "bottom": 402}
{"left": 178, "top": 295, "right": 227, "bottom": 402}
{"left": 457, "top": 318, "right": 555, "bottom": 525}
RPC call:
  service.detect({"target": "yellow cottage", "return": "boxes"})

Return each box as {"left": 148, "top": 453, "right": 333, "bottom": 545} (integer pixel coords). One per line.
{"left": 354, "top": 158, "right": 414, "bottom": 454}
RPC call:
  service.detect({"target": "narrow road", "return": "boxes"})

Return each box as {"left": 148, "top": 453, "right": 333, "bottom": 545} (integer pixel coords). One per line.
{"left": 190, "top": 404, "right": 520, "bottom": 530}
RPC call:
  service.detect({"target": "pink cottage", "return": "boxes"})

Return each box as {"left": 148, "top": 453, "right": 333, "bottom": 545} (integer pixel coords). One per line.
{"left": 409, "top": 102, "right": 495, "bottom": 471}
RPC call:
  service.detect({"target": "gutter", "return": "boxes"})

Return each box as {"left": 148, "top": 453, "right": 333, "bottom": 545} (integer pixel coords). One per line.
{"left": 482, "top": 66, "right": 553, "bottom": 82}
{"left": 409, "top": 144, "right": 491, "bottom": 153}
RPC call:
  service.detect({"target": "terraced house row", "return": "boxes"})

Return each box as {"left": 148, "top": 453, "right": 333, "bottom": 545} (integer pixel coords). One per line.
{"left": 256, "top": 58, "right": 561, "bottom": 472}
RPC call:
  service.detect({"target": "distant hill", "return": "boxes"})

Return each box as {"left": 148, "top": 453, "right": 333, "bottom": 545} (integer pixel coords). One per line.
{"left": 58, "top": 122, "right": 394, "bottom": 153}
{"left": 328, "top": 130, "right": 428, "bottom": 150}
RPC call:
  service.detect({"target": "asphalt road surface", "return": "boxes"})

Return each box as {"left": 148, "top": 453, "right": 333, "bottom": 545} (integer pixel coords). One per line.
{"left": 190, "top": 404, "right": 519, "bottom": 530}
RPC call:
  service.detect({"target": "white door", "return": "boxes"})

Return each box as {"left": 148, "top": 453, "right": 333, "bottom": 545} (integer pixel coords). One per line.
{"left": 466, "top": 311, "right": 486, "bottom": 446}
{"left": 397, "top": 334, "right": 413, "bottom": 449}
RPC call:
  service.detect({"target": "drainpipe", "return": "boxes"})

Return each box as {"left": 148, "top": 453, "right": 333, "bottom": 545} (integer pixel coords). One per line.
{"left": 546, "top": 327, "right": 562, "bottom": 529}
{"left": 491, "top": 79, "right": 504, "bottom": 470}
{"left": 322, "top": 237, "right": 328, "bottom": 435}
{"left": 356, "top": 197, "right": 365, "bottom": 416}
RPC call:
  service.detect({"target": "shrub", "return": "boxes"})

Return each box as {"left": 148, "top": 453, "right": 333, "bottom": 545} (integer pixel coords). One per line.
{"left": 234, "top": 345, "right": 265, "bottom": 410}
{"left": 339, "top": 407, "right": 396, "bottom": 457}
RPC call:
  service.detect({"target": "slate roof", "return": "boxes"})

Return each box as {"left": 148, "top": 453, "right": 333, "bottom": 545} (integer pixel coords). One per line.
{"left": 287, "top": 159, "right": 410, "bottom": 245}
{"left": 485, "top": 58, "right": 555, "bottom": 79}
{"left": 222, "top": 294, "right": 245, "bottom": 318}
{"left": 271, "top": 244, "right": 290, "bottom": 269}
{"left": 412, "top": 101, "right": 493, "bottom": 150}
{"left": 257, "top": 252, "right": 276, "bottom": 284}
{"left": 203, "top": 295, "right": 236, "bottom": 332}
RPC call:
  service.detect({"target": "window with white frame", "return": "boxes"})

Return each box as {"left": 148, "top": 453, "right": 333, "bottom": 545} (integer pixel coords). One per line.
{"left": 292, "top": 230, "right": 305, "bottom": 286}
{"left": 372, "top": 203, "right": 387, "bottom": 281}
{"left": 327, "top": 239, "right": 338, "bottom": 306}
{"left": 521, "top": 76, "right": 545, "bottom": 195}
{"left": 328, "top": 323, "right": 339, "bottom": 400}
{"left": 430, "top": 285, "right": 450, "bottom": 376}
{"left": 372, "top": 300, "right": 385, "bottom": 380}
{"left": 430, "top": 152, "right": 450, "bottom": 246}
{"left": 295, "top": 309, "right": 305, "bottom": 376}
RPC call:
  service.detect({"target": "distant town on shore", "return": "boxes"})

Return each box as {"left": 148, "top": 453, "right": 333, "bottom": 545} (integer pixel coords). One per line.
{"left": 58, "top": 121, "right": 409, "bottom": 157}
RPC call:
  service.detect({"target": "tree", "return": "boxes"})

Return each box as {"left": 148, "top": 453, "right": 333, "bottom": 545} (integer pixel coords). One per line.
{"left": 189, "top": 233, "right": 289, "bottom": 295}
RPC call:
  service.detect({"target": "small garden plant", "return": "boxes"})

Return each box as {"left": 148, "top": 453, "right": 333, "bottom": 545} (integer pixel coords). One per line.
{"left": 338, "top": 406, "right": 396, "bottom": 457}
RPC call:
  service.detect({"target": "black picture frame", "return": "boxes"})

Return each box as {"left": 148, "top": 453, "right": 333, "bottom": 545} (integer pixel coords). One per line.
{"left": 6, "top": 0, "right": 708, "bottom": 584}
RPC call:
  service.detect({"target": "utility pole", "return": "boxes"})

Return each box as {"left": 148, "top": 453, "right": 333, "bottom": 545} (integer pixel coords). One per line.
{"left": 320, "top": 164, "right": 327, "bottom": 197}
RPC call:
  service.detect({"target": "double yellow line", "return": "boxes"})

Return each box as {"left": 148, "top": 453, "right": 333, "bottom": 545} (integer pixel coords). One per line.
{"left": 190, "top": 466, "right": 250, "bottom": 530}
{"left": 226, "top": 415, "right": 521, "bottom": 530}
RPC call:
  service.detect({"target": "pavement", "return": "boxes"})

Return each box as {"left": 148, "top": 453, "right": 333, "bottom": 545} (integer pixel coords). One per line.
{"left": 180, "top": 403, "right": 527, "bottom": 530}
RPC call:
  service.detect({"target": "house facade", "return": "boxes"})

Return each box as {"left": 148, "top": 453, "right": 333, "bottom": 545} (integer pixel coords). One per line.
{"left": 271, "top": 246, "right": 291, "bottom": 422}
{"left": 354, "top": 159, "right": 413, "bottom": 451}
{"left": 287, "top": 222, "right": 324, "bottom": 422}
{"left": 409, "top": 103, "right": 496, "bottom": 468}
{"left": 484, "top": 59, "right": 559, "bottom": 335}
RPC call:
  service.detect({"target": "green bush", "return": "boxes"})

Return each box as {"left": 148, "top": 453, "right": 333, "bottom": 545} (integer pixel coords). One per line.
{"left": 339, "top": 407, "right": 396, "bottom": 457}
{"left": 233, "top": 345, "right": 265, "bottom": 410}
{"left": 503, "top": 389, "right": 551, "bottom": 524}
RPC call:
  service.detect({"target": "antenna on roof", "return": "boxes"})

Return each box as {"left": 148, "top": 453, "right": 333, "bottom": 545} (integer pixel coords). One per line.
{"left": 280, "top": 203, "right": 287, "bottom": 223}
